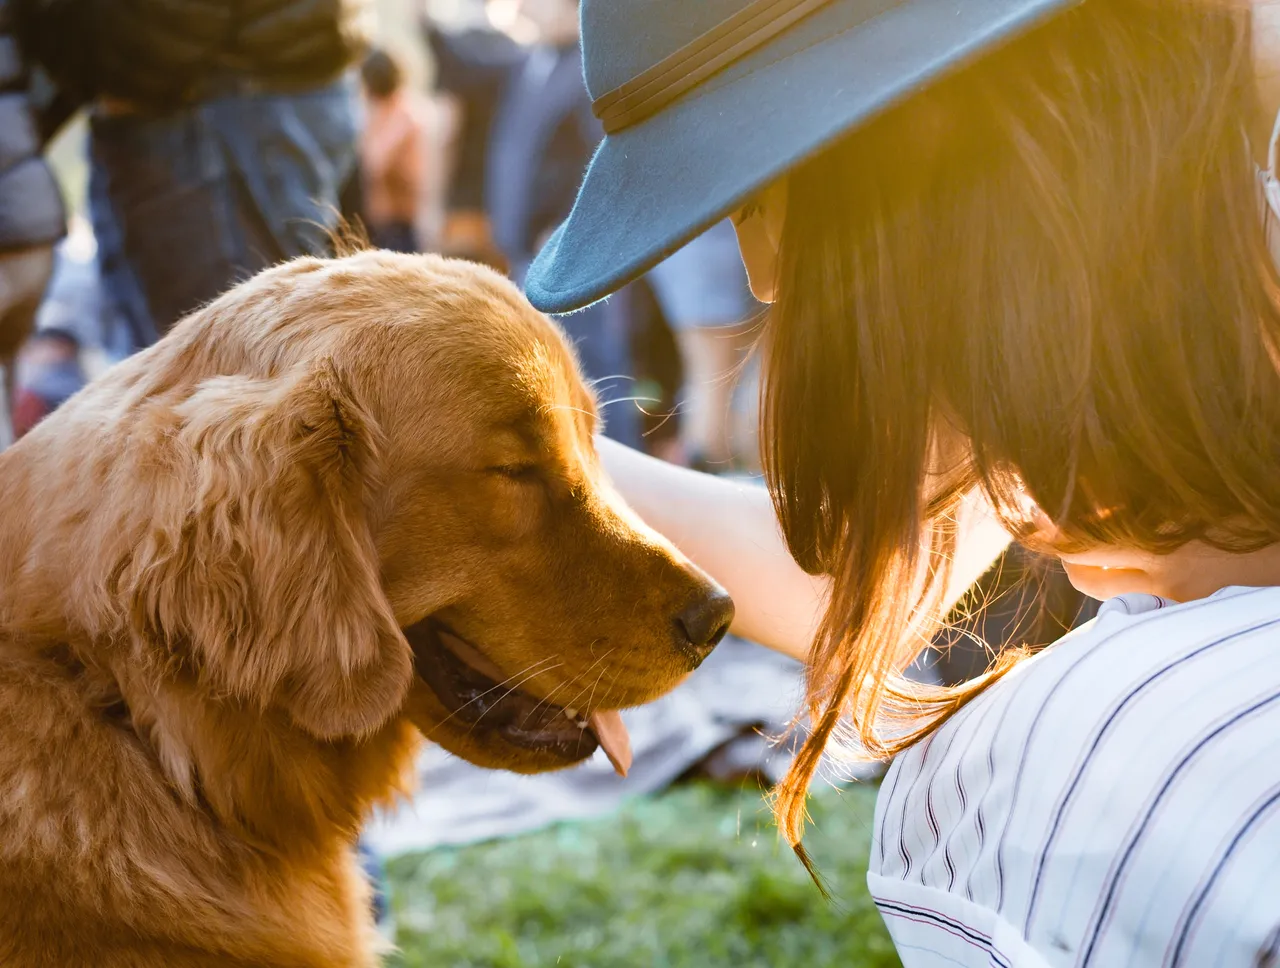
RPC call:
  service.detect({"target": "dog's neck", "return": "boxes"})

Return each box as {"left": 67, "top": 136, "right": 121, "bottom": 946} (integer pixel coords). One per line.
{"left": 103, "top": 655, "right": 421, "bottom": 853}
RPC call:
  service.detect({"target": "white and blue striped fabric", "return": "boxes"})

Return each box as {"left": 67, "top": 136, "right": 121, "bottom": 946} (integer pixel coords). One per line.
{"left": 868, "top": 586, "right": 1280, "bottom": 968}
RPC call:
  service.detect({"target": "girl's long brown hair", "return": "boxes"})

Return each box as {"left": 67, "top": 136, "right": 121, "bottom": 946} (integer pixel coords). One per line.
{"left": 763, "top": 0, "right": 1280, "bottom": 873}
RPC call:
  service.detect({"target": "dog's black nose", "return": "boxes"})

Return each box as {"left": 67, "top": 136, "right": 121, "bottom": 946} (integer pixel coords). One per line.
{"left": 675, "top": 587, "right": 735, "bottom": 664}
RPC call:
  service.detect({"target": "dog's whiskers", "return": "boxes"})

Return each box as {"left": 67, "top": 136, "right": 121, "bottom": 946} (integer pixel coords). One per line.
{"left": 558, "top": 647, "right": 618, "bottom": 712}
{"left": 518, "top": 643, "right": 615, "bottom": 729}
{"left": 557, "top": 648, "right": 619, "bottom": 728}
{"left": 596, "top": 394, "right": 662, "bottom": 410}
{"left": 584, "top": 373, "right": 635, "bottom": 390}
{"left": 519, "top": 673, "right": 581, "bottom": 726}
{"left": 584, "top": 668, "right": 607, "bottom": 723}
{"left": 435, "top": 656, "right": 563, "bottom": 730}
{"left": 539, "top": 403, "right": 597, "bottom": 420}
{"left": 465, "top": 659, "right": 575, "bottom": 735}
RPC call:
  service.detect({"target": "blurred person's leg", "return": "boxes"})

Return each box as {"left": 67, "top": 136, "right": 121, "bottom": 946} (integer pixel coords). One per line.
{"left": 89, "top": 103, "right": 247, "bottom": 341}
{"left": 339, "top": 157, "right": 366, "bottom": 228}
{"left": 209, "top": 77, "right": 359, "bottom": 264}
{"left": 354, "top": 840, "right": 391, "bottom": 937}
{"left": 439, "top": 210, "right": 507, "bottom": 272}
{"left": 368, "top": 220, "right": 418, "bottom": 253}
{"left": 554, "top": 292, "right": 641, "bottom": 449}
{"left": 0, "top": 246, "right": 54, "bottom": 449}
{"left": 648, "top": 220, "right": 759, "bottom": 471}
{"left": 730, "top": 350, "right": 762, "bottom": 474}
{"left": 88, "top": 76, "right": 358, "bottom": 343}
{"left": 87, "top": 170, "right": 158, "bottom": 355}
{"left": 676, "top": 323, "right": 754, "bottom": 470}
{"left": 627, "top": 278, "right": 686, "bottom": 462}
{"left": 512, "top": 250, "right": 641, "bottom": 449}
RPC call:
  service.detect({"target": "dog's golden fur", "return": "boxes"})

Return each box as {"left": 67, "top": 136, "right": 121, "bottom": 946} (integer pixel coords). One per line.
{"left": 0, "top": 252, "right": 721, "bottom": 967}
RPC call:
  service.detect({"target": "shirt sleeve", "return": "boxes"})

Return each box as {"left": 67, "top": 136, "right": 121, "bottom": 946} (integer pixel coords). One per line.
{"left": 869, "top": 873, "right": 1056, "bottom": 968}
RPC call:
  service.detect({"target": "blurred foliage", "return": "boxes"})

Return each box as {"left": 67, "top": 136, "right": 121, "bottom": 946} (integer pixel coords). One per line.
{"left": 385, "top": 780, "right": 901, "bottom": 968}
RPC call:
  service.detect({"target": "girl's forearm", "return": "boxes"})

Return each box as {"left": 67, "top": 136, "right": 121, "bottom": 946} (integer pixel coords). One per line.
{"left": 598, "top": 438, "right": 1013, "bottom": 663}
{"left": 598, "top": 438, "right": 827, "bottom": 661}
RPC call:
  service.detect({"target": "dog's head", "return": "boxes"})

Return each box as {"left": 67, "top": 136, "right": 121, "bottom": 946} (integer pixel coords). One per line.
{"left": 40, "top": 252, "right": 730, "bottom": 774}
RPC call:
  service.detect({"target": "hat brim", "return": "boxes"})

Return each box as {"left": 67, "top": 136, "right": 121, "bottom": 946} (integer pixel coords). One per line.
{"left": 525, "top": 0, "right": 1077, "bottom": 315}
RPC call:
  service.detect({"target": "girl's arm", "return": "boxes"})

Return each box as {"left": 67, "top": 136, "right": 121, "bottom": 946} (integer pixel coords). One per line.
{"left": 598, "top": 438, "right": 1011, "bottom": 662}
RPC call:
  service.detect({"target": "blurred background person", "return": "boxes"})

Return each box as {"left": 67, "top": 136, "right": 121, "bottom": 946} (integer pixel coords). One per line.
{"left": 12, "top": 325, "right": 82, "bottom": 439}
{"left": 10, "top": 216, "right": 122, "bottom": 440}
{"left": 421, "top": 3, "right": 519, "bottom": 271}
{"left": 423, "top": 0, "right": 769, "bottom": 457}
{"left": 480, "top": 0, "right": 640, "bottom": 447}
{"left": 18, "top": 0, "right": 372, "bottom": 348}
{"left": 648, "top": 220, "right": 760, "bottom": 474}
{"left": 359, "top": 48, "right": 428, "bottom": 253}
{"left": 485, "top": 0, "right": 590, "bottom": 282}
{"left": 0, "top": 0, "right": 63, "bottom": 447}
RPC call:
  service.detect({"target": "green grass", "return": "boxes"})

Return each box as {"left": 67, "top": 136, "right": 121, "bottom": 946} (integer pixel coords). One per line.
{"left": 385, "top": 781, "right": 902, "bottom": 968}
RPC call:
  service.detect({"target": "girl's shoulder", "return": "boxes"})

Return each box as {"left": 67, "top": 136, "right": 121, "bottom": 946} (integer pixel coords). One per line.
{"left": 923, "top": 584, "right": 1280, "bottom": 763}
{"left": 870, "top": 586, "right": 1280, "bottom": 967}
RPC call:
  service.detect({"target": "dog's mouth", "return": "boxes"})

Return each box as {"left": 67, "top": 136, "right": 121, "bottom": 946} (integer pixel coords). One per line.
{"left": 405, "top": 620, "right": 632, "bottom": 776}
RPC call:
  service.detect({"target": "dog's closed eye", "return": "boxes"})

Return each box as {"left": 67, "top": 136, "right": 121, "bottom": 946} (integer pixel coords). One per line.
{"left": 487, "top": 463, "right": 540, "bottom": 481}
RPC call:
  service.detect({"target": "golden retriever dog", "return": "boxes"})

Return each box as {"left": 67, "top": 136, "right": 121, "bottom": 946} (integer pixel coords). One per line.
{"left": 0, "top": 252, "right": 733, "bottom": 967}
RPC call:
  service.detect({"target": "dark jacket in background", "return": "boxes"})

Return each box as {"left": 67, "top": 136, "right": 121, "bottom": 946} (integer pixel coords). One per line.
{"left": 486, "top": 42, "right": 599, "bottom": 269}
{"left": 0, "top": 0, "right": 63, "bottom": 251}
{"left": 423, "top": 22, "right": 523, "bottom": 214}
{"left": 16, "top": 0, "right": 370, "bottom": 111}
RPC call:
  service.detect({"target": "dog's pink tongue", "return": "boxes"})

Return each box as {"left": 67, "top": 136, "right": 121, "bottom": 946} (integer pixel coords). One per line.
{"left": 589, "top": 710, "right": 632, "bottom": 777}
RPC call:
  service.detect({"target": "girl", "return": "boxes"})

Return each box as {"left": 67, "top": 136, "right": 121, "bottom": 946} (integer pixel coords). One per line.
{"left": 526, "top": 0, "right": 1280, "bottom": 964}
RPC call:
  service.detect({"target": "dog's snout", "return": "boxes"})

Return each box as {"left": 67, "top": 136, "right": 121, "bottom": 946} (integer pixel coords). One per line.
{"left": 674, "top": 586, "right": 735, "bottom": 664}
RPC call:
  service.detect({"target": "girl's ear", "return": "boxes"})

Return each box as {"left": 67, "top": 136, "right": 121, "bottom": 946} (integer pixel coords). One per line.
{"left": 732, "top": 178, "right": 788, "bottom": 303}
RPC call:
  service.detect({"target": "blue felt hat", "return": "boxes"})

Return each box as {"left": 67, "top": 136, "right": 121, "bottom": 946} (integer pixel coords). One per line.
{"left": 525, "top": 0, "right": 1079, "bottom": 315}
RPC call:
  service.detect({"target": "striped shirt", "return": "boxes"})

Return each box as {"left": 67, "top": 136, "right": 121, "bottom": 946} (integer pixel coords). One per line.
{"left": 868, "top": 586, "right": 1280, "bottom": 968}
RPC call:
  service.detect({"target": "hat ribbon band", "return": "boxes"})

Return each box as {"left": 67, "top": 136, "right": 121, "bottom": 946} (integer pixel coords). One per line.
{"left": 591, "top": 0, "right": 838, "bottom": 134}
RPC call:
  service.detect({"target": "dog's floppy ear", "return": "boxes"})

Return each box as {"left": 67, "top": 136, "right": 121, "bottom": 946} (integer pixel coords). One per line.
{"left": 130, "top": 360, "right": 412, "bottom": 741}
